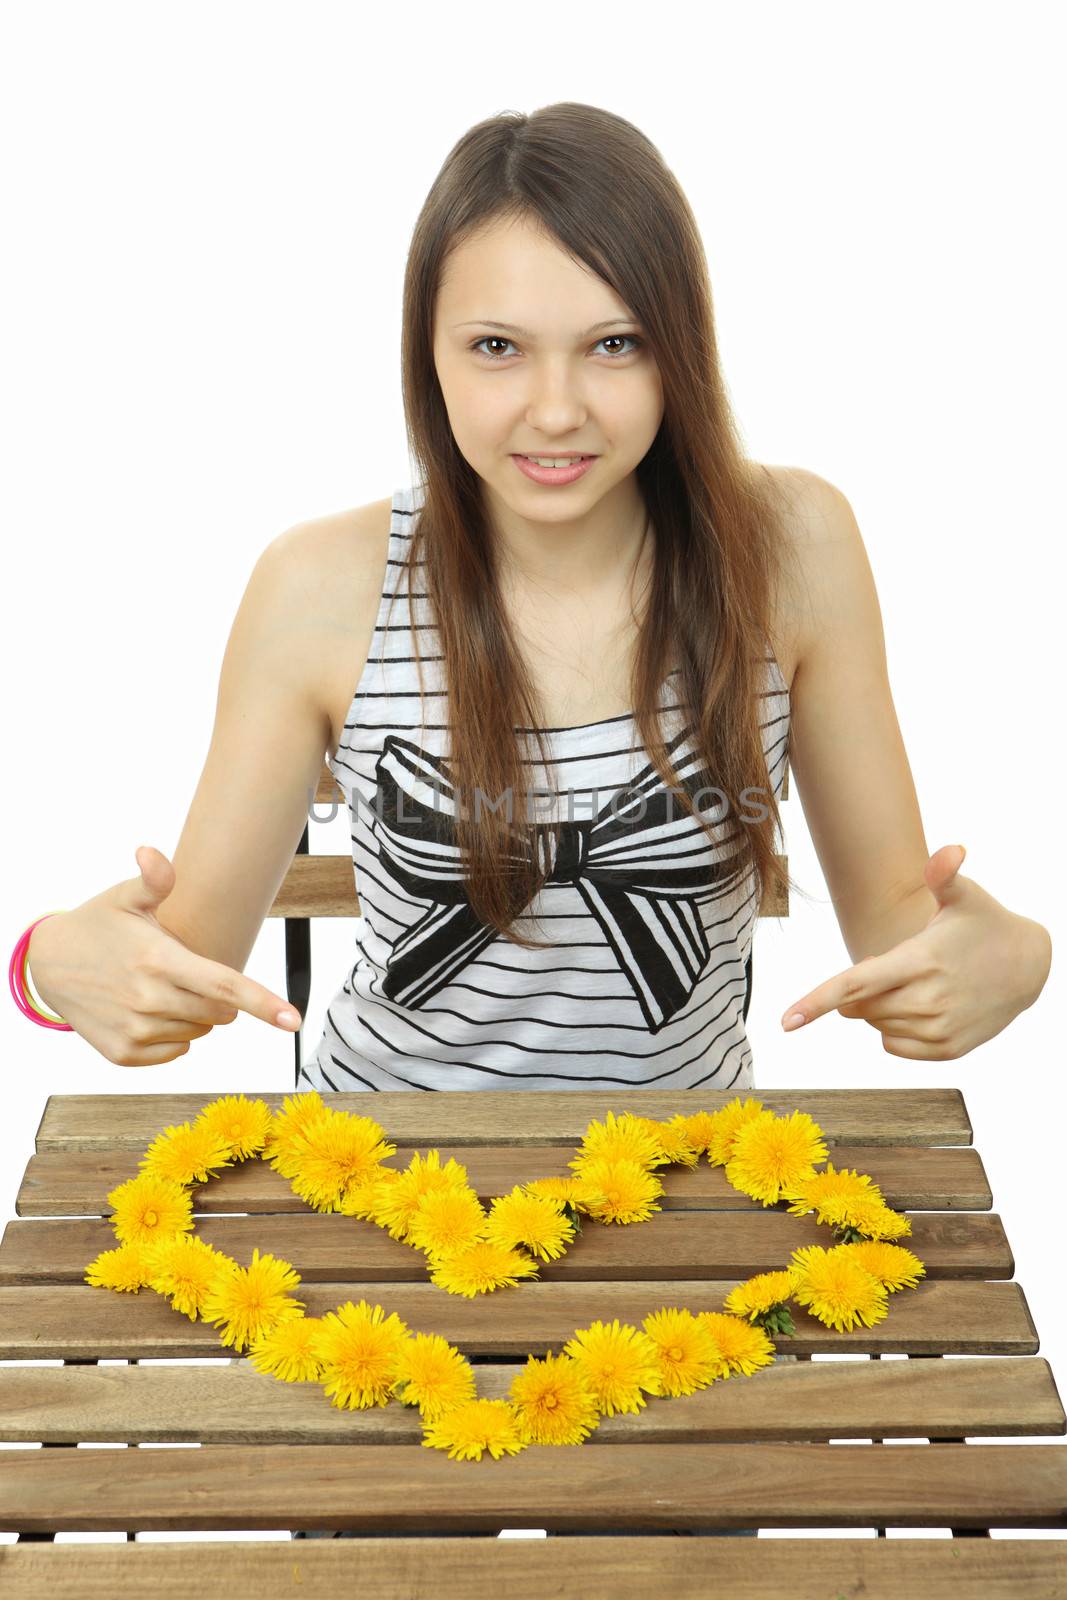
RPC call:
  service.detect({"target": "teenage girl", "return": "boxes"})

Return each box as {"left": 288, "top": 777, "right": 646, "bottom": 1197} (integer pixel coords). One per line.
{"left": 19, "top": 102, "right": 1050, "bottom": 1079}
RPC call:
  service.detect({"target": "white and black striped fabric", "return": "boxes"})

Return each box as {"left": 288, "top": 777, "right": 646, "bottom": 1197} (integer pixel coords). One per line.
{"left": 301, "top": 483, "right": 790, "bottom": 1094}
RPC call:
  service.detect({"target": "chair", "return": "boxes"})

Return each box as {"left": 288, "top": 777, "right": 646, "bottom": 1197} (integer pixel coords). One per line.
{"left": 268, "top": 763, "right": 790, "bottom": 1085}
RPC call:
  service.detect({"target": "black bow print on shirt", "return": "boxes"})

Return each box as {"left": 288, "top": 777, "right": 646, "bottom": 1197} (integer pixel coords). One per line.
{"left": 368, "top": 730, "right": 750, "bottom": 1033}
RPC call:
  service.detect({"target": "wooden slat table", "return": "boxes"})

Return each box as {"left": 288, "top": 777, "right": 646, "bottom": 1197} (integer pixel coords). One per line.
{"left": 2, "top": 1086, "right": 1066, "bottom": 1597}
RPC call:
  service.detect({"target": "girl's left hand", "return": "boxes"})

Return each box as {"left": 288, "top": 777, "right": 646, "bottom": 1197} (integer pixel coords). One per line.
{"left": 779, "top": 844, "right": 1053, "bottom": 1061}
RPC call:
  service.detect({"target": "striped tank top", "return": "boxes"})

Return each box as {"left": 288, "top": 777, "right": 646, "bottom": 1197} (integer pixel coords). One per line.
{"left": 301, "top": 483, "right": 790, "bottom": 1095}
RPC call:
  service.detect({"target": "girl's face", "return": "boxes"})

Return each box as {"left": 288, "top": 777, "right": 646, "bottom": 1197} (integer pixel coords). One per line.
{"left": 432, "top": 213, "right": 664, "bottom": 524}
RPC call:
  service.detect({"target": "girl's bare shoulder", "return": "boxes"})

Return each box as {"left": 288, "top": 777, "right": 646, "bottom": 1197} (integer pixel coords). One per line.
{"left": 279, "top": 494, "right": 395, "bottom": 628}
{"left": 753, "top": 462, "right": 858, "bottom": 693}
{"left": 272, "top": 495, "right": 396, "bottom": 761}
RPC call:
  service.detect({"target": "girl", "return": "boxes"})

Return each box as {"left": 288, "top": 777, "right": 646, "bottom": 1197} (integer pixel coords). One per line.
{"left": 20, "top": 101, "right": 1050, "bottom": 1082}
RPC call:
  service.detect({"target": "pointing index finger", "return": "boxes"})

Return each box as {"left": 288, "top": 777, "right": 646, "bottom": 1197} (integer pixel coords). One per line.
{"left": 169, "top": 945, "right": 301, "bottom": 1030}
{"left": 781, "top": 943, "right": 921, "bottom": 1030}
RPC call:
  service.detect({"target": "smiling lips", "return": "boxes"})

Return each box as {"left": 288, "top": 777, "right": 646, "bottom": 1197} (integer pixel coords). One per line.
{"left": 512, "top": 454, "right": 598, "bottom": 486}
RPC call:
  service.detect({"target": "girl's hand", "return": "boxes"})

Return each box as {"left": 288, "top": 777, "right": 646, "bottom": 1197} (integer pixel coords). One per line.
{"left": 26, "top": 845, "right": 302, "bottom": 1067}
{"left": 780, "top": 844, "right": 1053, "bottom": 1061}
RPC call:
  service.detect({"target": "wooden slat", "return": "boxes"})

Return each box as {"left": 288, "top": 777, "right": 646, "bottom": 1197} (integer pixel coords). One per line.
{"left": 318, "top": 765, "right": 792, "bottom": 809}
{"left": 4, "top": 1538, "right": 1067, "bottom": 1600}
{"left": 1, "top": 1356, "right": 1061, "bottom": 1445}
{"left": 15, "top": 1141, "right": 994, "bottom": 1218}
{"left": 0, "top": 1278, "right": 1039, "bottom": 1360}
{"left": 267, "top": 851, "right": 791, "bottom": 919}
{"left": 33, "top": 1087, "right": 974, "bottom": 1151}
{"left": 315, "top": 764, "right": 342, "bottom": 805}
{"left": 0, "top": 1208, "right": 1015, "bottom": 1287}
{"left": 267, "top": 854, "right": 361, "bottom": 918}
{"left": 3, "top": 1440, "right": 1067, "bottom": 1532}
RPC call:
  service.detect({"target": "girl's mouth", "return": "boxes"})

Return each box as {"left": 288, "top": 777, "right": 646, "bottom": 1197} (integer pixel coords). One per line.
{"left": 511, "top": 454, "right": 598, "bottom": 486}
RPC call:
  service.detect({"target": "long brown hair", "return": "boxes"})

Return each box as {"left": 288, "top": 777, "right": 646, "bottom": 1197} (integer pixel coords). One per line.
{"left": 397, "top": 100, "right": 802, "bottom": 950}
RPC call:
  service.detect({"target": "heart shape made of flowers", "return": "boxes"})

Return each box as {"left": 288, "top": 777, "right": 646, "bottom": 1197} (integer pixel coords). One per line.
{"left": 86, "top": 1091, "right": 927, "bottom": 1461}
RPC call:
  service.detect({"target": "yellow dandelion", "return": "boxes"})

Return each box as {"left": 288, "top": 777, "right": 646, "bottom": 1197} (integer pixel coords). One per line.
{"left": 522, "top": 1175, "right": 587, "bottom": 1206}
{"left": 705, "top": 1096, "right": 767, "bottom": 1167}
{"left": 723, "top": 1110, "right": 829, "bottom": 1206}
{"left": 680, "top": 1109, "right": 720, "bottom": 1156}
{"left": 562, "top": 1319, "right": 663, "bottom": 1417}
{"left": 783, "top": 1161, "right": 886, "bottom": 1221}
{"left": 485, "top": 1186, "right": 576, "bottom": 1261}
{"left": 637, "top": 1115, "right": 701, "bottom": 1169}
{"left": 194, "top": 1094, "right": 274, "bottom": 1161}
{"left": 266, "top": 1099, "right": 378, "bottom": 1185}
{"left": 788, "top": 1243, "right": 889, "bottom": 1333}
{"left": 848, "top": 1199, "right": 912, "bottom": 1242}
{"left": 571, "top": 1157, "right": 664, "bottom": 1225}
{"left": 368, "top": 1150, "right": 472, "bottom": 1242}
{"left": 137, "top": 1120, "right": 233, "bottom": 1187}
{"left": 407, "top": 1184, "right": 489, "bottom": 1260}
{"left": 510, "top": 1353, "right": 600, "bottom": 1445}
{"left": 642, "top": 1306, "right": 723, "bottom": 1396}
{"left": 200, "top": 1246, "right": 305, "bottom": 1352}
{"left": 262, "top": 1091, "right": 331, "bottom": 1163}
{"left": 570, "top": 1111, "right": 664, "bottom": 1173}
{"left": 698, "top": 1312, "right": 777, "bottom": 1376}
{"left": 429, "top": 1238, "right": 541, "bottom": 1297}
{"left": 142, "top": 1233, "right": 234, "bottom": 1321}
{"left": 313, "top": 1299, "right": 411, "bottom": 1410}
{"left": 723, "top": 1270, "right": 798, "bottom": 1322}
{"left": 106, "top": 1172, "right": 194, "bottom": 1247}
{"left": 284, "top": 1111, "right": 397, "bottom": 1212}
{"left": 248, "top": 1313, "right": 326, "bottom": 1383}
{"left": 392, "top": 1332, "right": 478, "bottom": 1420}
{"left": 338, "top": 1163, "right": 403, "bottom": 1219}
{"left": 421, "top": 1397, "right": 527, "bottom": 1461}
{"left": 832, "top": 1240, "right": 926, "bottom": 1292}
{"left": 84, "top": 1240, "right": 156, "bottom": 1292}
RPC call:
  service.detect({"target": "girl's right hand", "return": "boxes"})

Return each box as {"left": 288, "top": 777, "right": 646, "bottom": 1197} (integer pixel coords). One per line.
{"left": 25, "top": 845, "right": 302, "bottom": 1067}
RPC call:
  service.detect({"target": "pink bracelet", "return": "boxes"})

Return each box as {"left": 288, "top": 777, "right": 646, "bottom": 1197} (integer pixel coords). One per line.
{"left": 9, "top": 913, "right": 74, "bottom": 1030}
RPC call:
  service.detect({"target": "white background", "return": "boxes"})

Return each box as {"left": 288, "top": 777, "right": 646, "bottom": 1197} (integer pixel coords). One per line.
{"left": 1, "top": 0, "right": 1063, "bottom": 1546}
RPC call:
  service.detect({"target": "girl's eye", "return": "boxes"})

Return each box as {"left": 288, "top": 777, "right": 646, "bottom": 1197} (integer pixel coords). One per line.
{"left": 469, "top": 334, "right": 644, "bottom": 362}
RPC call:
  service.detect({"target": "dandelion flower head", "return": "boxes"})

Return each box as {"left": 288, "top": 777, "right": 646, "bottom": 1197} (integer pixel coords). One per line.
{"left": 200, "top": 1246, "right": 305, "bottom": 1352}
{"left": 84, "top": 1240, "right": 156, "bottom": 1293}
{"left": 142, "top": 1232, "right": 234, "bottom": 1321}
{"left": 137, "top": 1120, "right": 233, "bottom": 1187}
{"left": 724, "top": 1110, "right": 829, "bottom": 1206}
{"left": 248, "top": 1313, "right": 326, "bottom": 1383}
{"left": 642, "top": 1306, "right": 723, "bottom": 1396}
{"left": 406, "top": 1184, "right": 489, "bottom": 1261}
{"left": 193, "top": 1094, "right": 274, "bottom": 1161}
{"left": 368, "top": 1150, "right": 472, "bottom": 1242}
{"left": 562, "top": 1319, "right": 663, "bottom": 1417}
{"left": 698, "top": 1312, "right": 777, "bottom": 1376}
{"left": 572, "top": 1157, "right": 664, "bottom": 1225}
{"left": 313, "top": 1298, "right": 411, "bottom": 1410}
{"left": 421, "top": 1398, "right": 527, "bottom": 1461}
{"left": 392, "top": 1332, "right": 478, "bottom": 1420}
{"left": 788, "top": 1243, "right": 889, "bottom": 1333}
{"left": 485, "top": 1186, "right": 576, "bottom": 1261}
{"left": 106, "top": 1172, "right": 194, "bottom": 1248}
{"left": 510, "top": 1352, "right": 600, "bottom": 1445}
{"left": 429, "top": 1238, "right": 541, "bottom": 1297}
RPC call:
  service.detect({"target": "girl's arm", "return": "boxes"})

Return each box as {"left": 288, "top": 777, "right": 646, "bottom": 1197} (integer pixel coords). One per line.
{"left": 777, "top": 468, "right": 937, "bottom": 963}
{"left": 772, "top": 468, "right": 1051, "bottom": 1059}
{"left": 23, "top": 515, "right": 357, "bottom": 1065}
{"left": 151, "top": 514, "right": 354, "bottom": 972}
